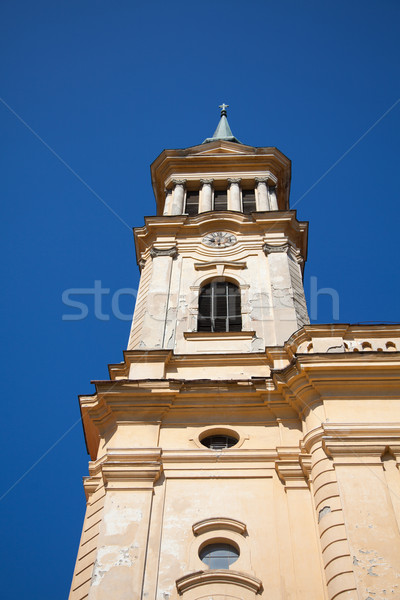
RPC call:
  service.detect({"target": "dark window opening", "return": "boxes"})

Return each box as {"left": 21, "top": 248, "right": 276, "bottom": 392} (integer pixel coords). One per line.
{"left": 198, "top": 281, "right": 242, "bottom": 332}
{"left": 185, "top": 191, "right": 199, "bottom": 215}
{"left": 242, "top": 190, "right": 256, "bottom": 213}
{"left": 199, "top": 543, "right": 239, "bottom": 569}
{"left": 214, "top": 191, "right": 228, "bottom": 211}
{"left": 201, "top": 435, "right": 238, "bottom": 450}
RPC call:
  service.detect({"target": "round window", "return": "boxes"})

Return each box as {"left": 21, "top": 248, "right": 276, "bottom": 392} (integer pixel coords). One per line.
{"left": 199, "top": 542, "right": 239, "bottom": 569}
{"left": 200, "top": 434, "right": 238, "bottom": 450}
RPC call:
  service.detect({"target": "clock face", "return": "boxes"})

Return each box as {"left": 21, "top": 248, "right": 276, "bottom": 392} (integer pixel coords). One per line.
{"left": 202, "top": 232, "right": 237, "bottom": 248}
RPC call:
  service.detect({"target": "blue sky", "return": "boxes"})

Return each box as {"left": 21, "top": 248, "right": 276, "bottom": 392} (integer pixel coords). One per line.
{"left": 1, "top": 1, "right": 399, "bottom": 597}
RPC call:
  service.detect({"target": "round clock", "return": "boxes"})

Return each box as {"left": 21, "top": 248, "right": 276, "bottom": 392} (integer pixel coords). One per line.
{"left": 202, "top": 232, "right": 237, "bottom": 248}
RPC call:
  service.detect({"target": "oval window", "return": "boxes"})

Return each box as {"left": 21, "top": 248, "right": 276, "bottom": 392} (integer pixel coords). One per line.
{"left": 199, "top": 543, "right": 239, "bottom": 569}
{"left": 200, "top": 434, "right": 238, "bottom": 450}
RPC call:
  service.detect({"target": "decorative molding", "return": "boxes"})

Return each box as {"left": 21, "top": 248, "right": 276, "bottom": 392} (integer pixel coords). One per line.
{"left": 192, "top": 517, "right": 247, "bottom": 536}
{"left": 150, "top": 246, "right": 178, "bottom": 258}
{"left": 176, "top": 569, "right": 263, "bottom": 594}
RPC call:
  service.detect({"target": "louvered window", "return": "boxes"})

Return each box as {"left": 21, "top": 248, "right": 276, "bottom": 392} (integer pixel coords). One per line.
{"left": 185, "top": 191, "right": 199, "bottom": 215}
{"left": 242, "top": 189, "right": 256, "bottom": 213}
{"left": 198, "top": 281, "right": 242, "bottom": 332}
{"left": 214, "top": 191, "right": 228, "bottom": 211}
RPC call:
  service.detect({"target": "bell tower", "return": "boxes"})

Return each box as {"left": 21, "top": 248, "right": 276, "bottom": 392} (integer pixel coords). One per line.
{"left": 69, "top": 107, "right": 400, "bottom": 600}
{"left": 128, "top": 104, "right": 309, "bottom": 367}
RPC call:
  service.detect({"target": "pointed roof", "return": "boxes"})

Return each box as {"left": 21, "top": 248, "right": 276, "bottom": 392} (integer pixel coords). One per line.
{"left": 203, "top": 104, "right": 242, "bottom": 144}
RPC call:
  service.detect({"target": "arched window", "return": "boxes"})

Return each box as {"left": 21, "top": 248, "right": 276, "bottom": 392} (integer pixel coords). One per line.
{"left": 198, "top": 281, "right": 242, "bottom": 332}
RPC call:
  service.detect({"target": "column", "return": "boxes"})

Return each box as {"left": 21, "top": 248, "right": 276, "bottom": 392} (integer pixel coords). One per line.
{"left": 163, "top": 188, "right": 173, "bottom": 215}
{"left": 304, "top": 431, "right": 358, "bottom": 600}
{"left": 199, "top": 179, "right": 213, "bottom": 213}
{"left": 171, "top": 179, "right": 186, "bottom": 215}
{"left": 255, "top": 177, "right": 270, "bottom": 211}
{"left": 228, "top": 178, "right": 241, "bottom": 211}
{"left": 268, "top": 184, "right": 279, "bottom": 210}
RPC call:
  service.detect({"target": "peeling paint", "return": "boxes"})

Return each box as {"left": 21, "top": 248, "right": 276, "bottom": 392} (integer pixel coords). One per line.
{"left": 318, "top": 506, "right": 331, "bottom": 522}
{"left": 91, "top": 544, "right": 136, "bottom": 586}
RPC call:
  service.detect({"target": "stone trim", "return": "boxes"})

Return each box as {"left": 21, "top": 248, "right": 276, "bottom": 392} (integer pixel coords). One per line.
{"left": 176, "top": 569, "right": 263, "bottom": 594}
{"left": 192, "top": 517, "right": 247, "bottom": 536}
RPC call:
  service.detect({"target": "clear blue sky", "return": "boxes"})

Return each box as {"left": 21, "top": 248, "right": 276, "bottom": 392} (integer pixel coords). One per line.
{"left": 1, "top": 1, "right": 399, "bottom": 597}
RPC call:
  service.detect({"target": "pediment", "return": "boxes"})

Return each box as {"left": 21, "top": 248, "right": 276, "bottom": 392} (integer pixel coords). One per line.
{"left": 187, "top": 141, "right": 255, "bottom": 157}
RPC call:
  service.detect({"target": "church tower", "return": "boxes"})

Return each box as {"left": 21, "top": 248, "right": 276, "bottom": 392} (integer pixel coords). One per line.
{"left": 69, "top": 107, "right": 400, "bottom": 600}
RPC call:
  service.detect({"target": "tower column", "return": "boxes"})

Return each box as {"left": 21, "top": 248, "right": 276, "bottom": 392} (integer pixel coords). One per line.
{"left": 171, "top": 179, "right": 186, "bottom": 215}
{"left": 268, "top": 184, "right": 279, "bottom": 210}
{"left": 255, "top": 177, "right": 270, "bottom": 211}
{"left": 228, "top": 178, "right": 242, "bottom": 211}
{"left": 199, "top": 179, "right": 214, "bottom": 212}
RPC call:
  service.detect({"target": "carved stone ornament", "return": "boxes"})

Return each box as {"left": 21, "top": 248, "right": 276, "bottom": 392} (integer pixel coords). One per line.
{"left": 150, "top": 246, "right": 178, "bottom": 258}
{"left": 263, "top": 243, "right": 290, "bottom": 255}
{"left": 202, "top": 232, "right": 237, "bottom": 248}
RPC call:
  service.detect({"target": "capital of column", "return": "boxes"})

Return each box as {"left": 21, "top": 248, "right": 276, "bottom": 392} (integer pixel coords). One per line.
{"left": 263, "top": 243, "right": 290, "bottom": 255}
{"left": 255, "top": 176, "right": 269, "bottom": 184}
{"left": 227, "top": 177, "right": 241, "bottom": 185}
{"left": 200, "top": 178, "right": 214, "bottom": 186}
{"left": 172, "top": 178, "right": 187, "bottom": 187}
{"left": 150, "top": 246, "right": 178, "bottom": 259}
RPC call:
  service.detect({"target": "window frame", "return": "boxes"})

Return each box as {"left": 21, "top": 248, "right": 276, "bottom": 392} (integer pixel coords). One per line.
{"left": 197, "top": 280, "right": 242, "bottom": 333}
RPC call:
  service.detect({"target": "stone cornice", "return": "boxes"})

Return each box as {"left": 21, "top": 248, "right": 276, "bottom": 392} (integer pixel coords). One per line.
{"left": 192, "top": 517, "right": 247, "bottom": 536}
{"left": 176, "top": 569, "right": 263, "bottom": 594}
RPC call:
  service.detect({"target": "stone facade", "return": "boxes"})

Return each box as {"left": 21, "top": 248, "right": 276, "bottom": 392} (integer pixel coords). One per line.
{"left": 69, "top": 137, "right": 400, "bottom": 600}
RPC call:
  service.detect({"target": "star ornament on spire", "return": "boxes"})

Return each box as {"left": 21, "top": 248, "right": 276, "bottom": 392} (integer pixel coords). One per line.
{"left": 219, "top": 103, "right": 229, "bottom": 116}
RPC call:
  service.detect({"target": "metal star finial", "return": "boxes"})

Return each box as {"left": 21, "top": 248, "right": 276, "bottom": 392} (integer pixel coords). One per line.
{"left": 219, "top": 103, "right": 229, "bottom": 116}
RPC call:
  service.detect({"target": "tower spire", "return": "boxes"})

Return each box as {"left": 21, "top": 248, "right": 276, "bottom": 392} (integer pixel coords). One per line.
{"left": 203, "top": 103, "right": 241, "bottom": 144}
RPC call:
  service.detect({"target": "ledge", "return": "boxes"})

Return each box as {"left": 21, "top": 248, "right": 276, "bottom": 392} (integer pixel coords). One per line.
{"left": 192, "top": 517, "right": 247, "bottom": 536}
{"left": 184, "top": 331, "right": 255, "bottom": 341}
{"left": 176, "top": 569, "right": 263, "bottom": 594}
